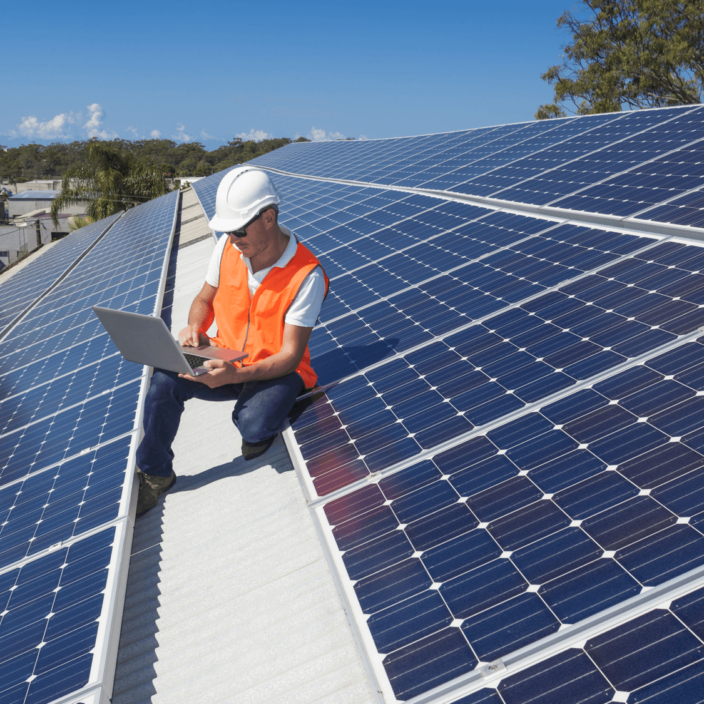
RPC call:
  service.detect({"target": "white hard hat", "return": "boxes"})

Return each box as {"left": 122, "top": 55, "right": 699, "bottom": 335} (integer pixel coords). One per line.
{"left": 208, "top": 167, "right": 280, "bottom": 232}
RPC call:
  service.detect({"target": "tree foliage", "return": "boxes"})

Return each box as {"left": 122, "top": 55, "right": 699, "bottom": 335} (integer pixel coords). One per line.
{"left": 536, "top": 0, "right": 704, "bottom": 118}
{"left": 0, "top": 135, "right": 308, "bottom": 183}
{"left": 68, "top": 216, "right": 94, "bottom": 232}
{"left": 50, "top": 142, "right": 170, "bottom": 226}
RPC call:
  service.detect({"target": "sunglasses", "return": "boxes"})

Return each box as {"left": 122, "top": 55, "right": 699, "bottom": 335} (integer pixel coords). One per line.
{"left": 227, "top": 208, "right": 268, "bottom": 237}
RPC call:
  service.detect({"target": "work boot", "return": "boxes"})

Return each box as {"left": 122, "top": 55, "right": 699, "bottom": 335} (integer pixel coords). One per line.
{"left": 136, "top": 470, "right": 177, "bottom": 518}
{"left": 241, "top": 435, "right": 277, "bottom": 462}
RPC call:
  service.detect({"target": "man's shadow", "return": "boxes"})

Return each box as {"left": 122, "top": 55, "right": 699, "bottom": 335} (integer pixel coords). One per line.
{"left": 170, "top": 437, "right": 294, "bottom": 496}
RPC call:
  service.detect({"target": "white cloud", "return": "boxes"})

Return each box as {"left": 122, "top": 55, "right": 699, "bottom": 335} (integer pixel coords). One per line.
{"left": 359, "top": 134, "right": 368, "bottom": 141}
{"left": 126, "top": 126, "right": 141, "bottom": 139}
{"left": 201, "top": 130, "right": 216, "bottom": 139}
{"left": 150, "top": 129, "right": 161, "bottom": 139}
{"left": 174, "top": 124, "right": 191, "bottom": 142}
{"left": 308, "top": 127, "right": 347, "bottom": 142}
{"left": 308, "top": 127, "right": 327, "bottom": 142}
{"left": 236, "top": 128, "right": 272, "bottom": 142}
{"left": 84, "top": 103, "right": 117, "bottom": 139}
{"left": 18, "top": 112, "right": 77, "bottom": 139}
{"left": 14, "top": 103, "right": 122, "bottom": 141}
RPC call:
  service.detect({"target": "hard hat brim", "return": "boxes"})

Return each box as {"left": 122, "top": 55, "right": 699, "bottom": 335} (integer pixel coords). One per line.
{"left": 208, "top": 213, "right": 249, "bottom": 233}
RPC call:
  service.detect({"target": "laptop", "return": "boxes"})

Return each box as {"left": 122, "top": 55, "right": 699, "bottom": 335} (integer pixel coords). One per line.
{"left": 92, "top": 306, "right": 247, "bottom": 376}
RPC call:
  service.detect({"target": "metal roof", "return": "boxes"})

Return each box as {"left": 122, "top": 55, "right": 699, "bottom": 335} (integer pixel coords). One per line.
{"left": 9, "top": 190, "right": 59, "bottom": 199}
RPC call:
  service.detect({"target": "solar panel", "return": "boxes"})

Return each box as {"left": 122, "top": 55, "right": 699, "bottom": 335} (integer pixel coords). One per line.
{"left": 0, "top": 214, "right": 120, "bottom": 337}
{"left": 192, "top": 107, "right": 704, "bottom": 703}
{"left": 307, "top": 328, "right": 704, "bottom": 697}
{"left": 0, "top": 191, "right": 178, "bottom": 703}
{"left": 435, "top": 579, "right": 704, "bottom": 704}
{"left": 499, "top": 109, "right": 704, "bottom": 214}
{"left": 250, "top": 106, "right": 701, "bottom": 200}
{"left": 0, "top": 524, "right": 131, "bottom": 704}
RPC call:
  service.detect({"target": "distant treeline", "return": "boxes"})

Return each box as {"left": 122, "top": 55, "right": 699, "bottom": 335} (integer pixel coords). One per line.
{"left": 0, "top": 136, "right": 311, "bottom": 182}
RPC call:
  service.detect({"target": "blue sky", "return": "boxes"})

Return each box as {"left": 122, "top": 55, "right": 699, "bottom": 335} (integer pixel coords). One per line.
{"left": 3, "top": 0, "right": 582, "bottom": 148}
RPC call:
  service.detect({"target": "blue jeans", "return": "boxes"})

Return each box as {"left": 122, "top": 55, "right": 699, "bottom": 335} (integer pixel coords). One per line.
{"left": 136, "top": 368, "right": 304, "bottom": 477}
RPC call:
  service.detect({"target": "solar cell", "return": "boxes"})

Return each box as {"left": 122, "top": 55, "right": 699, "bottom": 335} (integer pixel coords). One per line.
{"left": 365, "top": 123, "right": 549, "bottom": 186}
{"left": 635, "top": 186, "right": 704, "bottom": 229}
{"left": 550, "top": 127, "right": 704, "bottom": 218}
{"left": 0, "top": 194, "right": 176, "bottom": 489}
{"left": 417, "top": 114, "right": 620, "bottom": 193}
{"left": 290, "top": 234, "right": 704, "bottom": 497}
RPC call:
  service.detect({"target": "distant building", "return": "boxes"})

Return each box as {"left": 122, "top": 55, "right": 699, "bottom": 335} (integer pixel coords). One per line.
{"left": 8, "top": 190, "right": 59, "bottom": 218}
{"left": 0, "top": 213, "right": 73, "bottom": 268}
{"left": 15, "top": 180, "right": 62, "bottom": 193}
{"left": 7, "top": 190, "right": 87, "bottom": 218}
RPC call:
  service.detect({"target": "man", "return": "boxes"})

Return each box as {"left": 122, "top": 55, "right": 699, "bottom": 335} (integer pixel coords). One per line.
{"left": 135, "top": 167, "right": 328, "bottom": 517}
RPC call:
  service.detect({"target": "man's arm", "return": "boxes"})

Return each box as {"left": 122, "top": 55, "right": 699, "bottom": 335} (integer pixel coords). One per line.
{"left": 180, "top": 323, "right": 313, "bottom": 388}
{"left": 178, "top": 282, "right": 218, "bottom": 347}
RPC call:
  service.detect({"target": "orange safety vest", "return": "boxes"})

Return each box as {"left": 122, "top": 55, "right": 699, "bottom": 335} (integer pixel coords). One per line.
{"left": 210, "top": 237, "right": 329, "bottom": 389}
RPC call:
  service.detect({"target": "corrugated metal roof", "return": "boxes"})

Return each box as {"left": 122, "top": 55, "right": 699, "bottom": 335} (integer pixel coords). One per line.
{"left": 112, "top": 218, "right": 375, "bottom": 703}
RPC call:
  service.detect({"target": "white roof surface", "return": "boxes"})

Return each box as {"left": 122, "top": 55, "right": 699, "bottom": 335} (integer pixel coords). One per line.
{"left": 111, "top": 227, "right": 375, "bottom": 703}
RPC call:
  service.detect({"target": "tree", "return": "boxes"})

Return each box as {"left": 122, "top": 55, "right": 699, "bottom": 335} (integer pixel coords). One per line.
{"left": 0, "top": 134, "right": 297, "bottom": 185}
{"left": 68, "top": 215, "right": 94, "bottom": 232}
{"left": 50, "top": 142, "right": 170, "bottom": 227}
{"left": 536, "top": 0, "right": 704, "bottom": 118}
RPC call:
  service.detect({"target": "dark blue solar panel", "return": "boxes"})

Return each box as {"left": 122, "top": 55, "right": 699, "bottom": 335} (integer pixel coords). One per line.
{"left": 482, "top": 106, "right": 703, "bottom": 207}
{"left": 0, "top": 193, "right": 176, "bottom": 494}
{"left": 446, "top": 583, "right": 704, "bottom": 704}
{"left": 246, "top": 112, "right": 631, "bottom": 199}
{"left": 310, "top": 330, "right": 704, "bottom": 700}
{"left": 0, "top": 352, "right": 140, "bottom": 437}
{"left": 551, "top": 121, "right": 704, "bottom": 218}
{"left": 0, "top": 527, "right": 117, "bottom": 704}
{"left": 199, "top": 108, "right": 704, "bottom": 703}
{"left": 382, "top": 121, "right": 569, "bottom": 189}
{"left": 0, "top": 436, "right": 130, "bottom": 570}
{"left": 248, "top": 107, "right": 702, "bottom": 225}
{"left": 637, "top": 186, "right": 704, "bottom": 230}
{"left": 291, "top": 237, "right": 704, "bottom": 497}
{"left": 417, "top": 114, "right": 621, "bottom": 194}
{"left": 0, "top": 191, "right": 177, "bottom": 704}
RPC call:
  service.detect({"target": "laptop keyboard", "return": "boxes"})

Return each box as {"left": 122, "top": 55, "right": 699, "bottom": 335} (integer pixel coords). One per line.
{"left": 183, "top": 353, "right": 211, "bottom": 369}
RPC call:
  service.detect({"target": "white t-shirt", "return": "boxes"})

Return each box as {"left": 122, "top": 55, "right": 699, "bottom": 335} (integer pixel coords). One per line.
{"left": 205, "top": 226, "right": 327, "bottom": 328}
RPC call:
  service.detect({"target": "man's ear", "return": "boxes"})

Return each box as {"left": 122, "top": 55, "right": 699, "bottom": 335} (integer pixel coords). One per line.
{"left": 262, "top": 208, "right": 278, "bottom": 229}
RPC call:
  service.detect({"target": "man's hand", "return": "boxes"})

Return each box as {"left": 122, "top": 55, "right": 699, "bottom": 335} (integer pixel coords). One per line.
{"left": 178, "top": 325, "right": 213, "bottom": 348}
{"left": 180, "top": 282, "right": 218, "bottom": 347}
{"left": 179, "top": 359, "right": 242, "bottom": 387}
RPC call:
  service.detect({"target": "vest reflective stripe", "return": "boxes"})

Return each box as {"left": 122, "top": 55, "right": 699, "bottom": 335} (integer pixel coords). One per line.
{"left": 210, "top": 238, "right": 329, "bottom": 389}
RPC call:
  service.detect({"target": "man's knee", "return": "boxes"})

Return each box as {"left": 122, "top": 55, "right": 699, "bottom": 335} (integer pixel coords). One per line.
{"left": 234, "top": 407, "right": 274, "bottom": 444}
{"left": 232, "top": 375, "right": 302, "bottom": 443}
